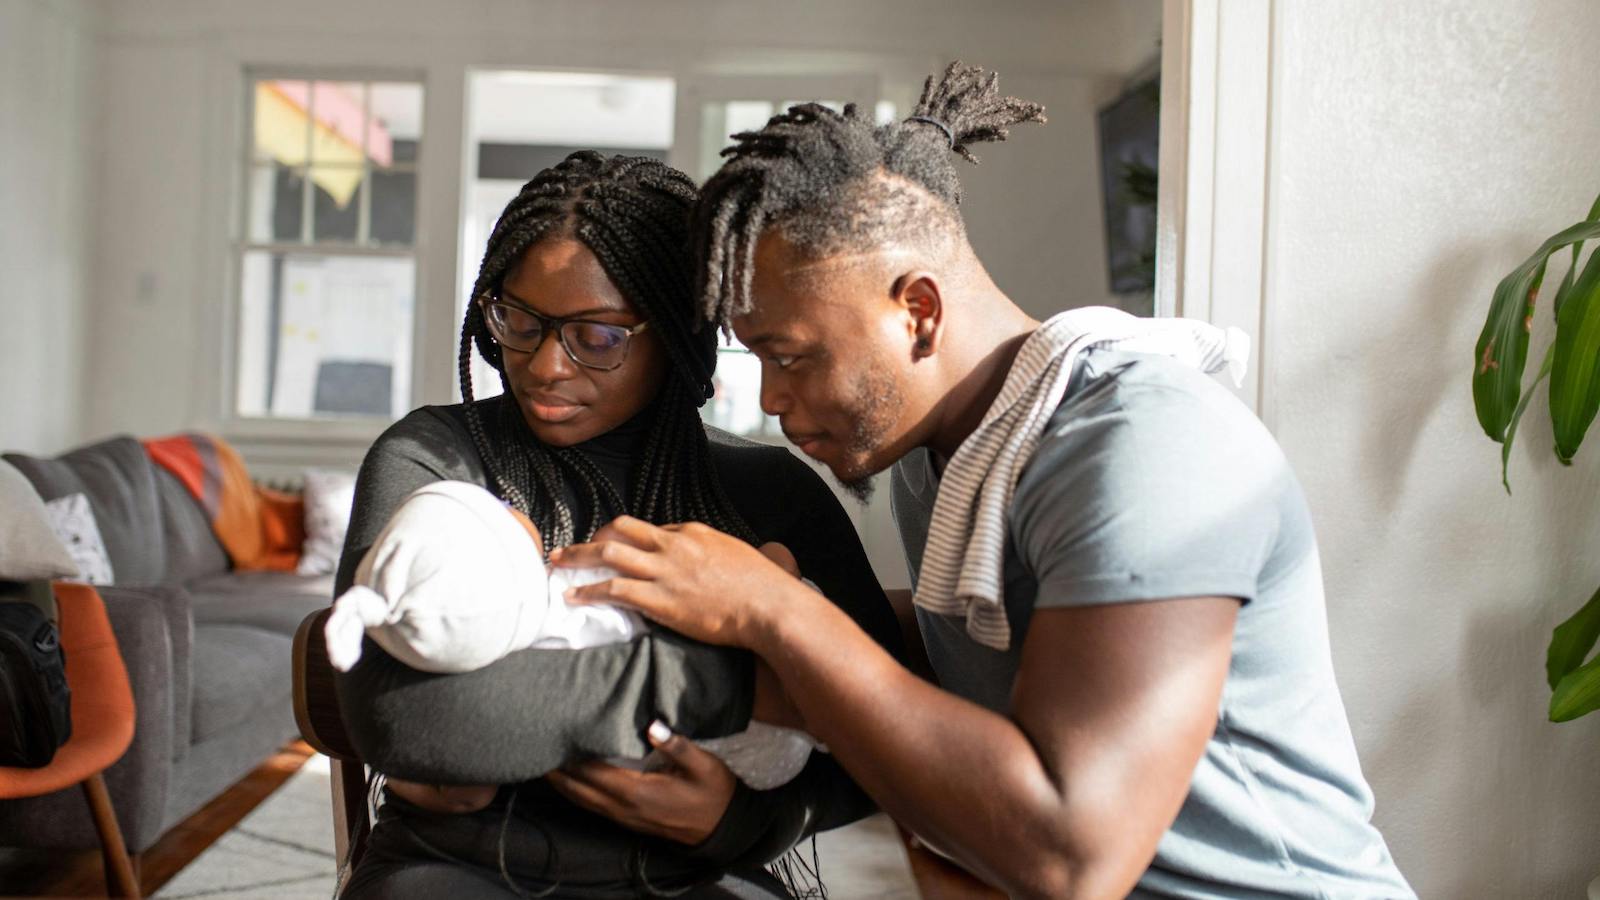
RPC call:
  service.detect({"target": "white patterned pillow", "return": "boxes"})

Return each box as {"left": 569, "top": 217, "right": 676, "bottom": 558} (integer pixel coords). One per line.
{"left": 0, "top": 459, "right": 77, "bottom": 581}
{"left": 43, "top": 492, "right": 114, "bottom": 585}
{"left": 298, "top": 469, "right": 357, "bottom": 576}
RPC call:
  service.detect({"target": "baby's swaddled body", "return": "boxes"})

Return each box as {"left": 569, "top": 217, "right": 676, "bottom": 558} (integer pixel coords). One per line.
{"left": 324, "top": 480, "right": 815, "bottom": 790}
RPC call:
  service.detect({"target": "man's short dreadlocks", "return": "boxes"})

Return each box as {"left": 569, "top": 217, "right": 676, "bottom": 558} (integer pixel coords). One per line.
{"left": 692, "top": 61, "right": 1046, "bottom": 330}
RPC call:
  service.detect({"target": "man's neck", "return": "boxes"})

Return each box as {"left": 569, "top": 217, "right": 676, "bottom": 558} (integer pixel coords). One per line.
{"left": 924, "top": 291, "right": 1037, "bottom": 460}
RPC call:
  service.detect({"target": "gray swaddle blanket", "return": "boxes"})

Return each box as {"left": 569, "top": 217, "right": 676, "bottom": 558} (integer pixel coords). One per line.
{"left": 325, "top": 480, "right": 818, "bottom": 788}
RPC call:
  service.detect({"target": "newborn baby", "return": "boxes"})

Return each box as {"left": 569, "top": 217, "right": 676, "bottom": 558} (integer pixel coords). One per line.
{"left": 325, "top": 480, "right": 817, "bottom": 806}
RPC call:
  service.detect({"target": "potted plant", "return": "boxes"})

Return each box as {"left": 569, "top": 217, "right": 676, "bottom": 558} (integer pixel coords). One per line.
{"left": 1473, "top": 190, "right": 1600, "bottom": 722}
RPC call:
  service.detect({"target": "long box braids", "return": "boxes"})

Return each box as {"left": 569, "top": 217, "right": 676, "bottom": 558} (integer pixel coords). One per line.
{"left": 459, "top": 151, "right": 756, "bottom": 553}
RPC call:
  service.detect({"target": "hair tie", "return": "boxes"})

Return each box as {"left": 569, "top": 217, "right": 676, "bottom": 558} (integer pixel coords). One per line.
{"left": 906, "top": 115, "right": 956, "bottom": 149}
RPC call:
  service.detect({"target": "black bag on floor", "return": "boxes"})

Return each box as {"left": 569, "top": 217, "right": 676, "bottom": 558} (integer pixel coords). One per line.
{"left": 0, "top": 584, "right": 72, "bottom": 767}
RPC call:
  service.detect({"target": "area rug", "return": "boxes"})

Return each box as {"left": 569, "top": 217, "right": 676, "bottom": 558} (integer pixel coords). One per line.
{"left": 153, "top": 755, "right": 337, "bottom": 899}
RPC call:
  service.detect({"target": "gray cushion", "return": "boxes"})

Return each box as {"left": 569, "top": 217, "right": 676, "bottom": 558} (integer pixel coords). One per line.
{"left": 189, "top": 624, "right": 293, "bottom": 745}
{"left": 101, "top": 584, "right": 195, "bottom": 764}
{"left": 166, "top": 695, "right": 297, "bottom": 832}
{"left": 153, "top": 467, "right": 230, "bottom": 583}
{"left": 4, "top": 437, "right": 168, "bottom": 585}
{"left": 186, "top": 570, "right": 333, "bottom": 636}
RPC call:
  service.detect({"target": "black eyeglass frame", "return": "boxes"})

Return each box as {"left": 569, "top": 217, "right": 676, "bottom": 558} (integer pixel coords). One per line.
{"left": 477, "top": 291, "right": 651, "bottom": 372}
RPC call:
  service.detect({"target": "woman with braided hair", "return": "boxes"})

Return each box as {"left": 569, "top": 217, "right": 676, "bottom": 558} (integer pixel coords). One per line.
{"left": 333, "top": 151, "right": 902, "bottom": 898}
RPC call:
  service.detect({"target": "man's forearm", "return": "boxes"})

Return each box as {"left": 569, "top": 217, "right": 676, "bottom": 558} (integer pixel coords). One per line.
{"left": 749, "top": 584, "right": 1084, "bottom": 898}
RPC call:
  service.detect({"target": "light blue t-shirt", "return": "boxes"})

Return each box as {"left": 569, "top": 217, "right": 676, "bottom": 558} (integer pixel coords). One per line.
{"left": 891, "top": 349, "right": 1413, "bottom": 899}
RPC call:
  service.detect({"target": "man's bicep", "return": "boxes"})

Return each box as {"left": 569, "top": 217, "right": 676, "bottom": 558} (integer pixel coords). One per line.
{"left": 1010, "top": 599, "right": 1237, "bottom": 880}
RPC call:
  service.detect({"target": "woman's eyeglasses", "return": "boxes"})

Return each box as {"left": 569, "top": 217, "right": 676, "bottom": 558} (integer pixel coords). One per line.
{"left": 478, "top": 293, "right": 649, "bottom": 371}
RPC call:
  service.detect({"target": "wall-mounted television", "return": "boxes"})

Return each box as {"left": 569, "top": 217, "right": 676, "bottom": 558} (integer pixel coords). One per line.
{"left": 1097, "top": 74, "right": 1160, "bottom": 297}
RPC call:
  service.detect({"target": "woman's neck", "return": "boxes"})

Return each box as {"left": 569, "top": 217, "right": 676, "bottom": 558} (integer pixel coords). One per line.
{"left": 573, "top": 404, "right": 654, "bottom": 459}
{"left": 569, "top": 404, "right": 657, "bottom": 498}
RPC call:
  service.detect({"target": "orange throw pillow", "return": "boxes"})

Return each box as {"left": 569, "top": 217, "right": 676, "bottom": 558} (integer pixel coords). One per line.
{"left": 251, "top": 488, "right": 305, "bottom": 573}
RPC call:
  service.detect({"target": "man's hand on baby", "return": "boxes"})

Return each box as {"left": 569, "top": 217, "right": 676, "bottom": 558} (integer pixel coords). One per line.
{"left": 551, "top": 518, "right": 812, "bottom": 650}
{"left": 385, "top": 778, "right": 498, "bottom": 815}
{"left": 546, "top": 720, "right": 736, "bottom": 846}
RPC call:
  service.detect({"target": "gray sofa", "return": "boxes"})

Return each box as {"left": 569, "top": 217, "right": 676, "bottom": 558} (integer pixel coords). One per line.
{"left": 0, "top": 436, "right": 332, "bottom": 854}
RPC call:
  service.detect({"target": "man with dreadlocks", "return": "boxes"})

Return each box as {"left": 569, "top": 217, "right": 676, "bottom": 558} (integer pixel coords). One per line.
{"left": 333, "top": 151, "right": 901, "bottom": 899}
{"left": 553, "top": 64, "right": 1415, "bottom": 898}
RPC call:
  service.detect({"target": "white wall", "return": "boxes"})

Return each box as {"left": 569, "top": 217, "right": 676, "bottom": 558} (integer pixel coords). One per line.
{"left": 963, "top": 70, "right": 1131, "bottom": 320}
{"left": 1264, "top": 2, "right": 1600, "bottom": 895}
{"left": 0, "top": 0, "right": 96, "bottom": 455}
{"left": 81, "top": 35, "right": 212, "bottom": 445}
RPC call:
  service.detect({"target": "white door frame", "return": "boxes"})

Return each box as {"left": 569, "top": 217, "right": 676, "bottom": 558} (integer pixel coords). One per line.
{"left": 1156, "top": 0, "right": 1279, "bottom": 421}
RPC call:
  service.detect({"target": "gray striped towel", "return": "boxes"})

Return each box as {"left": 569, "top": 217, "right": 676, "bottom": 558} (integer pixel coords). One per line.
{"left": 913, "top": 306, "right": 1251, "bottom": 650}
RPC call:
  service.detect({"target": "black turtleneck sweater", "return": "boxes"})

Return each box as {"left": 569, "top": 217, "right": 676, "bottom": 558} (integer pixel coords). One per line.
{"left": 331, "top": 398, "right": 902, "bottom": 885}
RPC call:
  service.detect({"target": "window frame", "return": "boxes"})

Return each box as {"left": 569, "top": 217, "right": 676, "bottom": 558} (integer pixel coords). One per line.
{"left": 225, "top": 67, "right": 427, "bottom": 439}
{"left": 670, "top": 73, "right": 879, "bottom": 182}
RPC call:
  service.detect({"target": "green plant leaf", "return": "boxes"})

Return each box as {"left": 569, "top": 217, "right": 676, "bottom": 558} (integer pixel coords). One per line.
{"left": 1474, "top": 220, "right": 1600, "bottom": 442}
{"left": 1549, "top": 244, "right": 1600, "bottom": 463}
{"left": 1554, "top": 192, "right": 1600, "bottom": 321}
{"left": 1546, "top": 584, "right": 1600, "bottom": 689}
{"left": 1554, "top": 260, "right": 1580, "bottom": 322}
{"left": 1551, "top": 651, "right": 1600, "bottom": 722}
{"left": 1500, "top": 344, "right": 1554, "bottom": 492}
{"left": 1474, "top": 261, "right": 1544, "bottom": 441}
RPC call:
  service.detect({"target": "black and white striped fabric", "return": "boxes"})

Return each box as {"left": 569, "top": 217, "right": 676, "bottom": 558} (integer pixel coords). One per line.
{"left": 913, "top": 306, "right": 1251, "bottom": 650}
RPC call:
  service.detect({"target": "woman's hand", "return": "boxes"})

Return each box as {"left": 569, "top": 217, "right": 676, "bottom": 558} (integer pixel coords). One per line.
{"left": 550, "top": 517, "right": 816, "bottom": 651}
{"left": 546, "top": 720, "right": 737, "bottom": 846}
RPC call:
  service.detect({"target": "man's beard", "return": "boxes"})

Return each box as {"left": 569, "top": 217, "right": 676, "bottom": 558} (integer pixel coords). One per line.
{"left": 831, "top": 366, "right": 901, "bottom": 505}
{"left": 837, "top": 472, "right": 876, "bottom": 504}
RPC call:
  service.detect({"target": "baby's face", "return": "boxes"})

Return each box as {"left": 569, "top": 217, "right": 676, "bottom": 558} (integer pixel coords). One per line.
{"left": 505, "top": 506, "right": 546, "bottom": 557}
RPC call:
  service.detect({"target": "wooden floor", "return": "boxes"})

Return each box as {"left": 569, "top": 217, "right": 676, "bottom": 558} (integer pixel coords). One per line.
{"left": 0, "top": 741, "right": 317, "bottom": 899}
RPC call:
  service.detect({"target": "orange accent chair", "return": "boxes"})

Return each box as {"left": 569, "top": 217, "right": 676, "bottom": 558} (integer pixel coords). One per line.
{"left": 0, "top": 583, "right": 141, "bottom": 897}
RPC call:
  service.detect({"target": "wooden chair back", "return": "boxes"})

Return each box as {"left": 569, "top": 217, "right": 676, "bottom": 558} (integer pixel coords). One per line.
{"left": 290, "top": 608, "right": 371, "bottom": 872}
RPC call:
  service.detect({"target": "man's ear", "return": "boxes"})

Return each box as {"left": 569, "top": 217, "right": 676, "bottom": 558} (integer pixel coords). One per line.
{"left": 890, "top": 271, "right": 943, "bottom": 360}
